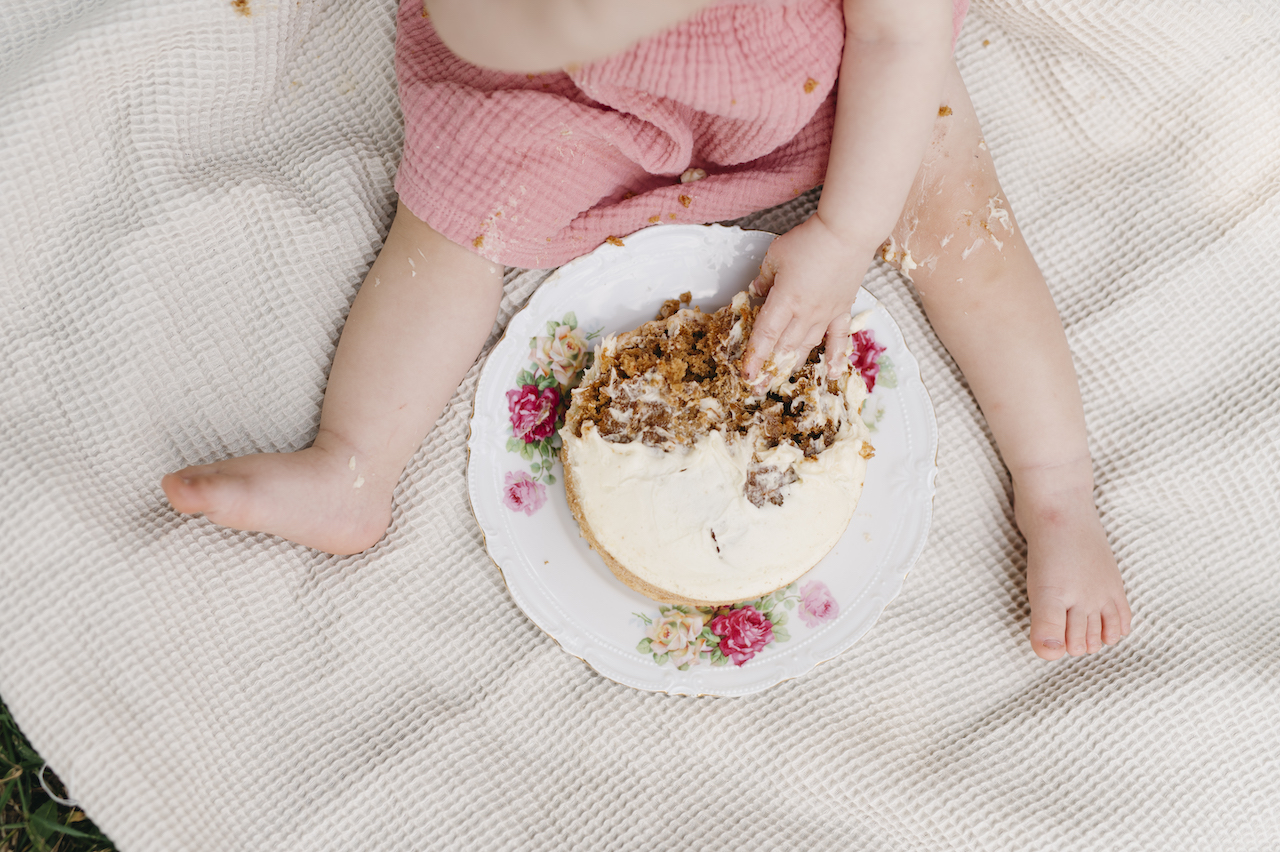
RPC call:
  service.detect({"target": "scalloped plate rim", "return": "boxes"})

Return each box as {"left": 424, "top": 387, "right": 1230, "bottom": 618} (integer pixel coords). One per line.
{"left": 466, "top": 224, "right": 938, "bottom": 696}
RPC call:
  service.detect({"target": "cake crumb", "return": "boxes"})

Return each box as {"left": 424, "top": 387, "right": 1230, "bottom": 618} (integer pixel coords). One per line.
{"left": 654, "top": 292, "right": 693, "bottom": 321}
{"left": 859, "top": 443, "right": 876, "bottom": 460}
{"left": 231, "top": 0, "right": 251, "bottom": 16}
{"left": 678, "top": 195, "right": 692, "bottom": 208}
{"left": 649, "top": 215, "right": 661, "bottom": 224}
{"left": 605, "top": 235, "right": 625, "bottom": 247}
{"left": 803, "top": 78, "right": 819, "bottom": 93}
{"left": 938, "top": 105, "right": 953, "bottom": 116}
{"left": 473, "top": 235, "right": 485, "bottom": 248}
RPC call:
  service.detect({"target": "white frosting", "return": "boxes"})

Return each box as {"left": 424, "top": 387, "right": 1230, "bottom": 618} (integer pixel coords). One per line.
{"left": 563, "top": 376, "right": 872, "bottom": 603}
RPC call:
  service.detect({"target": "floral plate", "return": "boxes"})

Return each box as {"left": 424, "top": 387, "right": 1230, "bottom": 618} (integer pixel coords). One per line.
{"left": 466, "top": 224, "right": 938, "bottom": 696}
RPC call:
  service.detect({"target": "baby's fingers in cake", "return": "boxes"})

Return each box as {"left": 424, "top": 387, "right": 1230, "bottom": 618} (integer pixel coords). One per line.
{"left": 747, "top": 252, "right": 779, "bottom": 298}
{"left": 777, "top": 320, "right": 825, "bottom": 362}
{"left": 823, "top": 314, "right": 854, "bottom": 379}
{"left": 743, "top": 292, "right": 790, "bottom": 379}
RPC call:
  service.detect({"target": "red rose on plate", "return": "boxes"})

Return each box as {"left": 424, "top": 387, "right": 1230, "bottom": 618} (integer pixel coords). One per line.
{"left": 507, "top": 384, "right": 560, "bottom": 443}
{"left": 709, "top": 605, "right": 774, "bottom": 667}
{"left": 850, "top": 329, "right": 887, "bottom": 392}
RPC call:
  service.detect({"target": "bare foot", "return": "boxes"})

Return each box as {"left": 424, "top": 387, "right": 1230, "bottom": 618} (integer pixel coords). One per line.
{"left": 161, "top": 431, "right": 393, "bottom": 555}
{"left": 1016, "top": 473, "right": 1133, "bottom": 660}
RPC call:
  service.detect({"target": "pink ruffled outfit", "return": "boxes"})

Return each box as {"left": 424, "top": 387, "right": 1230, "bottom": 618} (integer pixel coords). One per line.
{"left": 395, "top": 0, "right": 968, "bottom": 269}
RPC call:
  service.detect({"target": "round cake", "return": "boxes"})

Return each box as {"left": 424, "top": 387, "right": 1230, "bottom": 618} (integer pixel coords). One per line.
{"left": 560, "top": 291, "right": 875, "bottom": 606}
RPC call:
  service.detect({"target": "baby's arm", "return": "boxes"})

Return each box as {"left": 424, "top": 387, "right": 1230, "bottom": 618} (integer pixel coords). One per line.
{"left": 742, "top": 0, "right": 954, "bottom": 377}
{"left": 426, "top": 0, "right": 716, "bottom": 73}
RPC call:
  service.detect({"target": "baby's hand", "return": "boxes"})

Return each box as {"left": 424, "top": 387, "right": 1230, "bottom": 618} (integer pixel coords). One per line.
{"left": 742, "top": 215, "right": 871, "bottom": 380}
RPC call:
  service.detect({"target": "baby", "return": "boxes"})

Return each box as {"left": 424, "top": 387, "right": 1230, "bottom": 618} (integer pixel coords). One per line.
{"left": 162, "top": 0, "right": 1131, "bottom": 660}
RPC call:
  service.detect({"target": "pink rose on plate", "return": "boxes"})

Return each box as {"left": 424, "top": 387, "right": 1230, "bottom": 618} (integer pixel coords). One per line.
{"left": 850, "top": 329, "right": 887, "bottom": 392}
{"left": 647, "top": 609, "right": 707, "bottom": 667}
{"left": 507, "top": 384, "right": 560, "bottom": 443}
{"left": 709, "top": 605, "right": 774, "bottom": 667}
{"left": 798, "top": 580, "right": 839, "bottom": 627}
{"left": 503, "top": 470, "right": 547, "bottom": 516}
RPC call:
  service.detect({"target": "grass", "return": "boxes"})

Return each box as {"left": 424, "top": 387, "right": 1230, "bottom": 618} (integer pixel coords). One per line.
{"left": 0, "top": 695, "right": 115, "bottom": 852}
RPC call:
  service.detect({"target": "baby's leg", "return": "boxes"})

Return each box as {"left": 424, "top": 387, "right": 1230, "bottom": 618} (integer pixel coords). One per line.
{"left": 162, "top": 203, "right": 503, "bottom": 554}
{"left": 883, "top": 61, "right": 1132, "bottom": 659}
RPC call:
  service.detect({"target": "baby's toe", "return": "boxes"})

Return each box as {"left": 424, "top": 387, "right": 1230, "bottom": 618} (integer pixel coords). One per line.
{"left": 1030, "top": 599, "right": 1068, "bottom": 660}
{"left": 162, "top": 467, "right": 237, "bottom": 518}
{"left": 162, "top": 469, "right": 208, "bottom": 514}
{"left": 1100, "top": 601, "right": 1124, "bottom": 645}
{"left": 1065, "top": 607, "right": 1089, "bottom": 656}
{"left": 1085, "top": 613, "right": 1103, "bottom": 654}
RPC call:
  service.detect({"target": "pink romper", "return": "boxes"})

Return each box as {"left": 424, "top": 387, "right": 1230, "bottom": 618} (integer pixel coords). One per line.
{"left": 394, "top": 0, "right": 968, "bottom": 269}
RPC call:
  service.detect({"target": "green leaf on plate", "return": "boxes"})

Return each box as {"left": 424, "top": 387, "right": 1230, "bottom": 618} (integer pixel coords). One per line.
{"left": 878, "top": 355, "right": 898, "bottom": 389}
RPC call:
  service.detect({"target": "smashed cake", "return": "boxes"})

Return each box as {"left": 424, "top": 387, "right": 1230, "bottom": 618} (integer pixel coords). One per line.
{"left": 560, "top": 291, "right": 875, "bottom": 606}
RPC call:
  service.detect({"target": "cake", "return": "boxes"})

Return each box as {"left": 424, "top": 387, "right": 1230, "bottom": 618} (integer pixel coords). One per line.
{"left": 560, "top": 290, "right": 875, "bottom": 606}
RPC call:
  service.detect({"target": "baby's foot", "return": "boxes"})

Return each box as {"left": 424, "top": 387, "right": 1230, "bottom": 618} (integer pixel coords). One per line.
{"left": 1017, "top": 487, "right": 1133, "bottom": 660}
{"left": 161, "top": 432, "right": 393, "bottom": 555}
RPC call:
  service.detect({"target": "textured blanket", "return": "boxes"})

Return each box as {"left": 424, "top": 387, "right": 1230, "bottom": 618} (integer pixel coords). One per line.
{"left": 2, "top": 1, "right": 1278, "bottom": 849}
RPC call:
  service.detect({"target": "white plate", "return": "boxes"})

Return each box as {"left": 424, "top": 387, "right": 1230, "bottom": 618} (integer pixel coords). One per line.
{"left": 467, "top": 224, "right": 937, "bottom": 696}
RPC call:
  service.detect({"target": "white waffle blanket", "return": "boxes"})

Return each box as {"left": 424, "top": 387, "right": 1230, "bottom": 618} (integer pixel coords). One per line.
{"left": 2, "top": 1, "right": 1279, "bottom": 849}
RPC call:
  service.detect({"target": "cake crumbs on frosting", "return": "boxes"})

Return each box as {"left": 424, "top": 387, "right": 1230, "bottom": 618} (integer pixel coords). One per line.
{"left": 564, "top": 292, "right": 862, "bottom": 508}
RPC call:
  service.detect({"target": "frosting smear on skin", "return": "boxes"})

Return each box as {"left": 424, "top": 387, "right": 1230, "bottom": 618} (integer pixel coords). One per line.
{"left": 561, "top": 291, "right": 875, "bottom": 605}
